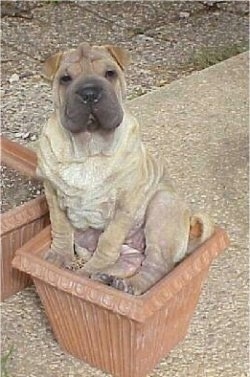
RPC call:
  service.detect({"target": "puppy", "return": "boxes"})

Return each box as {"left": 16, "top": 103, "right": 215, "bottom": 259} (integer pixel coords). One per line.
{"left": 37, "top": 42, "right": 214, "bottom": 295}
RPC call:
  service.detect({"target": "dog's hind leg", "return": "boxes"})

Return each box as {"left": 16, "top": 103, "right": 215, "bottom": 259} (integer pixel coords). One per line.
{"left": 90, "top": 245, "right": 144, "bottom": 284}
{"left": 112, "top": 190, "right": 191, "bottom": 295}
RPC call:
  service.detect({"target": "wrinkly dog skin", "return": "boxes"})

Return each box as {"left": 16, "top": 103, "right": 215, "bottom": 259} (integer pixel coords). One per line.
{"left": 37, "top": 42, "right": 214, "bottom": 295}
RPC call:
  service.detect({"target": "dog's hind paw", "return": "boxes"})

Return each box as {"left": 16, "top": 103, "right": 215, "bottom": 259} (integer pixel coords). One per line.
{"left": 112, "top": 277, "right": 136, "bottom": 295}
{"left": 91, "top": 272, "right": 114, "bottom": 285}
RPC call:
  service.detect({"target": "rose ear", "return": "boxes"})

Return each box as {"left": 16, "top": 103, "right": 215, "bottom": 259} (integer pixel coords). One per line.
{"left": 42, "top": 51, "right": 63, "bottom": 82}
{"left": 105, "top": 45, "right": 131, "bottom": 70}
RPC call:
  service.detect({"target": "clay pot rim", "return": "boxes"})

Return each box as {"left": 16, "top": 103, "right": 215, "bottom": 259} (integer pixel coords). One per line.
{"left": 0, "top": 195, "right": 48, "bottom": 236}
{"left": 12, "top": 226, "right": 229, "bottom": 323}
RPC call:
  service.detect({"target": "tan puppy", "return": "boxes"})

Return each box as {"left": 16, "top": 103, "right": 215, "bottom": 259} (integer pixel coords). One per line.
{"left": 37, "top": 42, "right": 214, "bottom": 295}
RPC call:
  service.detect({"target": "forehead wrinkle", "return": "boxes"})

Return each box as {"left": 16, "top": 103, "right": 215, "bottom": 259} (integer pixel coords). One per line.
{"left": 63, "top": 45, "right": 89, "bottom": 64}
{"left": 61, "top": 47, "right": 117, "bottom": 75}
{"left": 79, "top": 57, "right": 92, "bottom": 73}
{"left": 89, "top": 49, "right": 109, "bottom": 62}
{"left": 63, "top": 45, "right": 110, "bottom": 65}
{"left": 63, "top": 53, "right": 80, "bottom": 65}
{"left": 62, "top": 56, "right": 91, "bottom": 75}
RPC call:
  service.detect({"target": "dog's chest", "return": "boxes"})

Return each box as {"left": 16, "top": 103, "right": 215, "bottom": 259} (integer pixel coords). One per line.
{"left": 56, "top": 159, "right": 118, "bottom": 229}
{"left": 59, "top": 159, "right": 112, "bottom": 189}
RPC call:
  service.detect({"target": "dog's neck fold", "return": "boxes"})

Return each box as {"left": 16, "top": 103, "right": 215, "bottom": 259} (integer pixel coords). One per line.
{"left": 68, "top": 123, "right": 122, "bottom": 158}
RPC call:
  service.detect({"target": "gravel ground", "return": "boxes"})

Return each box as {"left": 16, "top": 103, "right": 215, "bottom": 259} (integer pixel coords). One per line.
{"left": 0, "top": 165, "right": 44, "bottom": 212}
{"left": 1, "top": 1, "right": 249, "bottom": 211}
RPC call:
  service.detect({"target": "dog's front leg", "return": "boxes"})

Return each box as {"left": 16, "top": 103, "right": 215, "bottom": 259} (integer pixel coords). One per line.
{"left": 81, "top": 209, "right": 134, "bottom": 274}
{"left": 44, "top": 181, "right": 74, "bottom": 267}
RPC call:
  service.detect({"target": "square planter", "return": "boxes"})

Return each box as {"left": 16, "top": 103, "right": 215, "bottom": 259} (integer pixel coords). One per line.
{"left": 0, "top": 196, "right": 49, "bottom": 301}
{"left": 12, "top": 226, "right": 229, "bottom": 377}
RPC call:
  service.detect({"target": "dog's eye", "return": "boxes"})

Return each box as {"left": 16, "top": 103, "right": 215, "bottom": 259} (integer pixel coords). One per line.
{"left": 60, "top": 74, "right": 72, "bottom": 85}
{"left": 105, "top": 70, "right": 117, "bottom": 79}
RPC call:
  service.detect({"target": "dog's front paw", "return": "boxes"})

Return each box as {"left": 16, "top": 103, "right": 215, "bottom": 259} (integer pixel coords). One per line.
{"left": 80, "top": 256, "right": 110, "bottom": 274}
{"left": 74, "top": 244, "right": 92, "bottom": 262}
{"left": 44, "top": 249, "right": 72, "bottom": 268}
{"left": 74, "top": 259, "right": 102, "bottom": 278}
{"left": 75, "top": 267, "right": 91, "bottom": 278}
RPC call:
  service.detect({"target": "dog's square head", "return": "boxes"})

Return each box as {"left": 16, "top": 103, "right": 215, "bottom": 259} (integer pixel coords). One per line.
{"left": 42, "top": 43, "right": 131, "bottom": 134}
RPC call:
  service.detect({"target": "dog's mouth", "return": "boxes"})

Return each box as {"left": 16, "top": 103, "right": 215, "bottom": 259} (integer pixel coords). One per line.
{"left": 64, "top": 104, "right": 123, "bottom": 134}
{"left": 63, "top": 106, "right": 100, "bottom": 133}
{"left": 62, "top": 108, "right": 122, "bottom": 133}
{"left": 86, "top": 113, "right": 121, "bottom": 133}
{"left": 86, "top": 113, "right": 100, "bottom": 132}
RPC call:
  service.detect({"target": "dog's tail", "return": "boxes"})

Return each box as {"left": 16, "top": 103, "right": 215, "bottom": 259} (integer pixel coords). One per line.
{"left": 187, "top": 212, "right": 215, "bottom": 254}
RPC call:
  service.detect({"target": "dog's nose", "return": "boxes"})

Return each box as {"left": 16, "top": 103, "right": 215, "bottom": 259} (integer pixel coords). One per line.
{"left": 76, "top": 84, "right": 102, "bottom": 105}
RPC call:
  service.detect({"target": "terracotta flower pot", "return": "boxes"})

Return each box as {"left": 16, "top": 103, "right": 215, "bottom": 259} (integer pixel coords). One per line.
{"left": 12, "top": 226, "right": 229, "bottom": 377}
{"left": 0, "top": 196, "right": 49, "bottom": 301}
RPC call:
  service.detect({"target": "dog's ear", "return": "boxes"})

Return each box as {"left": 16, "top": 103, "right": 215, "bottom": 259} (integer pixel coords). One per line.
{"left": 42, "top": 52, "right": 63, "bottom": 82}
{"left": 105, "top": 45, "right": 131, "bottom": 70}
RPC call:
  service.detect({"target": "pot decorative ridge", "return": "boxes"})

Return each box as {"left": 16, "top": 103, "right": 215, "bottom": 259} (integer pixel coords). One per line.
{"left": 1, "top": 195, "right": 48, "bottom": 235}
{"left": 11, "top": 225, "right": 230, "bottom": 377}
